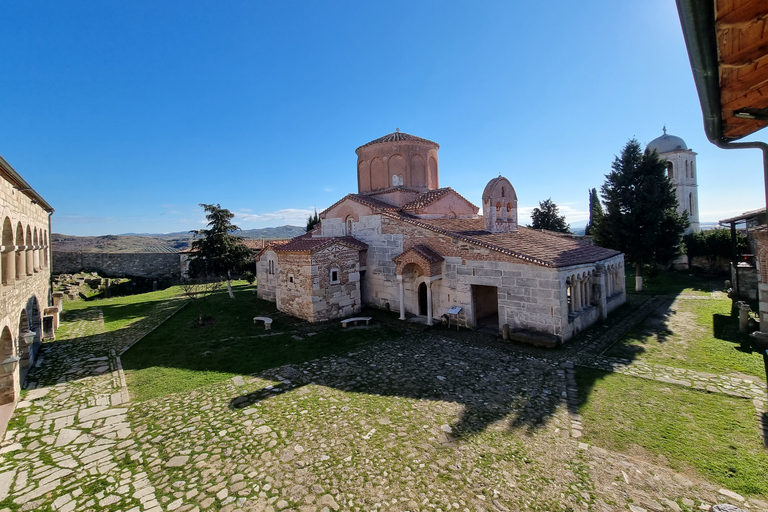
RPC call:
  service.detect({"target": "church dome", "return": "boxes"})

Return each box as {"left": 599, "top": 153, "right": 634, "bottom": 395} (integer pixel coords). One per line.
{"left": 647, "top": 129, "right": 688, "bottom": 153}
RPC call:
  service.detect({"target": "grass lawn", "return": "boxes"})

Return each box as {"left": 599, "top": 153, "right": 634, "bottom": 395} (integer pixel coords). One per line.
{"left": 625, "top": 268, "right": 724, "bottom": 296}
{"left": 55, "top": 286, "right": 186, "bottom": 339}
{"left": 575, "top": 368, "right": 768, "bottom": 497}
{"left": 121, "top": 282, "right": 401, "bottom": 401}
{"left": 604, "top": 295, "right": 766, "bottom": 380}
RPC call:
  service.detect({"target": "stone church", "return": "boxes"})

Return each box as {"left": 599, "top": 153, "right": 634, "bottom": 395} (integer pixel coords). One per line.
{"left": 256, "top": 131, "right": 626, "bottom": 345}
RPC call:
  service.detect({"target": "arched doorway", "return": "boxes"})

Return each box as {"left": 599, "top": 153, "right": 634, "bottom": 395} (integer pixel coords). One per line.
{"left": 418, "top": 282, "right": 428, "bottom": 316}
{"left": 0, "top": 326, "right": 16, "bottom": 405}
{"left": 18, "top": 310, "right": 29, "bottom": 373}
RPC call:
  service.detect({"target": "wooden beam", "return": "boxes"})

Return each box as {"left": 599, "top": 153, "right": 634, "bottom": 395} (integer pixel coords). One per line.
{"left": 719, "top": 40, "right": 768, "bottom": 67}
{"left": 716, "top": 0, "right": 768, "bottom": 25}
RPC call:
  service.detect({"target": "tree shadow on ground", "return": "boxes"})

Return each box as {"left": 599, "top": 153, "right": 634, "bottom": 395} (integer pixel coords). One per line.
{"left": 713, "top": 313, "right": 764, "bottom": 356}
{"left": 227, "top": 334, "right": 564, "bottom": 438}
{"left": 600, "top": 299, "right": 677, "bottom": 359}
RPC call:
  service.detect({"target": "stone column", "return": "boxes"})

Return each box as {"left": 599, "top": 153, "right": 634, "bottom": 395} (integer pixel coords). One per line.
{"left": 43, "top": 315, "right": 55, "bottom": 341}
{"left": 0, "top": 245, "right": 13, "bottom": 288}
{"left": 595, "top": 265, "right": 608, "bottom": 321}
{"left": 15, "top": 248, "right": 24, "bottom": 280}
{"left": 25, "top": 246, "right": 33, "bottom": 276}
{"left": 586, "top": 277, "right": 592, "bottom": 306}
{"left": 426, "top": 280, "right": 433, "bottom": 326}
{"left": 52, "top": 292, "right": 65, "bottom": 312}
{"left": 574, "top": 278, "right": 582, "bottom": 311}
{"left": 738, "top": 302, "right": 752, "bottom": 333}
{"left": 44, "top": 306, "right": 60, "bottom": 330}
{"left": 397, "top": 275, "right": 405, "bottom": 320}
{"left": 568, "top": 280, "right": 574, "bottom": 314}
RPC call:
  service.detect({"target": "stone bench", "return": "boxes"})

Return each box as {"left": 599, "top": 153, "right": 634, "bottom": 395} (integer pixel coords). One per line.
{"left": 341, "top": 317, "right": 372, "bottom": 328}
{"left": 253, "top": 317, "right": 272, "bottom": 330}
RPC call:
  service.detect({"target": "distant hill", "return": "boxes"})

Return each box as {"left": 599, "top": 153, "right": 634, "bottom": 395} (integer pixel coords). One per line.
{"left": 52, "top": 225, "right": 305, "bottom": 253}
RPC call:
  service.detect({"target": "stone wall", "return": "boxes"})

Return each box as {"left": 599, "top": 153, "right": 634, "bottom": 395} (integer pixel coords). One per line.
{"left": 0, "top": 157, "right": 54, "bottom": 405}
{"left": 256, "top": 249, "right": 279, "bottom": 302}
{"left": 53, "top": 252, "right": 182, "bottom": 279}
{"left": 275, "top": 252, "right": 314, "bottom": 321}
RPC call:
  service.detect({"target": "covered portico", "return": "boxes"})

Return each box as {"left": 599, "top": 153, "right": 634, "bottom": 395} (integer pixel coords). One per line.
{"left": 393, "top": 245, "right": 443, "bottom": 325}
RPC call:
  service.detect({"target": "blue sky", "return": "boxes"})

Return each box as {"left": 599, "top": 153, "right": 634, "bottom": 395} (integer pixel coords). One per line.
{"left": 1, "top": 1, "right": 765, "bottom": 236}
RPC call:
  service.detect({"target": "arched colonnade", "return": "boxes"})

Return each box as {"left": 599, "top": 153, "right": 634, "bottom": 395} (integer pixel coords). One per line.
{"left": 0, "top": 216, "right": 50, "bottom": 287}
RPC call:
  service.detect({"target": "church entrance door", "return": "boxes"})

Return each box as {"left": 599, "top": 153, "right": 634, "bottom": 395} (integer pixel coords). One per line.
{"left": 418, "top": 282, "right": 428, "bottom": 316}
{"left": 472, "top": 285, "right": 499, "bottom": 328}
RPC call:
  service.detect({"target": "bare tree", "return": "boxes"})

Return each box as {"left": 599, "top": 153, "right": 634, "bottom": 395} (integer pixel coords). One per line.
{"left": 180, "top": 278, "right": 222, "bottom": 327}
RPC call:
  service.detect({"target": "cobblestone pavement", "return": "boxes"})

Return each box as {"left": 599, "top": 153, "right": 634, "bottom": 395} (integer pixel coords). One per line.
{"left": 0, "top": 292, "right": 765, "bottom": 512}
{"left": 0, "top": 299, "right": 186, "bottom": 512}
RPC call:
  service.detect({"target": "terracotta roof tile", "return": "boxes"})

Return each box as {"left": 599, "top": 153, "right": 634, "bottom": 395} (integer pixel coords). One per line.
{"left": 356, "top": 131, "right": 439, "bottom": 152}
{"left": 400, "top": 187, "right": 477, "bottom": 212}
{"left": 274, "top": 236, "right": 368, "bottom": 254}
{"left": 409, "top": 244, "right": 444, "bottom": 263}
{"left": 320, "top": 194, "right": 401, "bottom": 218}
{"left": 367, "top": 186, "right": 421, "bottom": 196}
{"left": 383, "top": 214, "right": 620, "bottom": 268}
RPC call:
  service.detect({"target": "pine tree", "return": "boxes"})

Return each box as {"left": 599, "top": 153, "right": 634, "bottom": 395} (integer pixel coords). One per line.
{"left": 530, "top": 198, "right": 571, "bottom": 233}
{"left": 592, "top": 139, "right": 689, "bottom": 291}
{"left": 584, "top": 188, "right": 603, "bottom": 236}
{"left": 306, "top": 209, "right": 320, "bottom": 232}
{"left": 189, "top": 203, "right": 253, "bottom": 298}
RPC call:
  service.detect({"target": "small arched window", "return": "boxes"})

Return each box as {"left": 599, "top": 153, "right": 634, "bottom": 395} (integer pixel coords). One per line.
{"left": 330, "top": 268, "right": 340, "bottom": 284}
{"left": 495, "top": 202, "right": 501, "bottom": 213}
{"left": 689, "top": 193, "right": 694, "bottom": 215}
{"left": 501, "top": 186, "right": 505, "bottom": 198}
{"left": 666, "top": 162, "right": 674, "bottom": 179}
{"left": 685, "top": 160, "right": 689, "bottom": 178}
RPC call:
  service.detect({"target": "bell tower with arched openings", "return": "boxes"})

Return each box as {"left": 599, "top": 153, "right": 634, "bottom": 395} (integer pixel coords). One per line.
{"left": 647, "top": 127, "right": 700, "bottom": 233}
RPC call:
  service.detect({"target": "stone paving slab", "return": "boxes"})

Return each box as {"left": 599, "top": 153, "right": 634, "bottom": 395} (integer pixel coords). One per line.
{"left": 2, "top": 292, "right": 765, "bottom": 511}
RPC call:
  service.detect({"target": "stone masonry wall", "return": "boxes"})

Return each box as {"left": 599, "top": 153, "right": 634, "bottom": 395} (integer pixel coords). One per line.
{"left": 275, "top": 252, "right": 314, "bottom": 322}
{"left": 0, "top": 165, "right": 53, "bottom": 404}
{"left": 256, "top": 249, "right": 279, "bottom": 302}
{"left": 53, "top": 252, "right": 182, "bottom": 279}
{"left": 310, "top": 245, "right": 362, "bottom": 321}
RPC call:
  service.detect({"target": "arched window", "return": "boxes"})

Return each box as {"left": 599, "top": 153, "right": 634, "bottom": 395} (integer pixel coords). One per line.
{"left": 690, "top": 162, "right": 695, "bottom": 179}
{"left": 501, "top": 186, "right": 505, "bottom": 198}
{"left": 330, "top": 268, "right": 340, "bottom": 284}
{"left": 495, "top": 202, "right": 501, "bottom": 213}
{"left": 685, "top": 160, "right": 689, "bottom": 178}
{"left": 666, "top": 162, "right": 674, "bottom": 179}
{"left": 689, "top": 193, "right": 694, "bottom": 215}
{"left": 346, "top": 217, "right": 353, "bottom": 235}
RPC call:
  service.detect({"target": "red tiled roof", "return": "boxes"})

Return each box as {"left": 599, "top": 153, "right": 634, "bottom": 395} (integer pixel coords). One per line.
{"left": 355, "top": 131, "right": 439, "bottom": 152}
{"left": 383, "top": 214, "right": 620, "bottom": 268}
{"left": 400, "top": 187, "right": 477, "bottom": 212}
{"left": 322, "top": 188, "right": 477, "bottom": 218}
{"left": 408, "top": 244, "right": 444, "bottom": 263}
{"left": 274, "top": 236, "right": 368, "bottom": 254}
{"left": 367, "top": 186, "right": 421, "bottom": 197}
{"left": 254, "top": 239, "right": 292, "bottom": 259}
{"left": 320, "top": 193, "right": 401, "bottom": 218}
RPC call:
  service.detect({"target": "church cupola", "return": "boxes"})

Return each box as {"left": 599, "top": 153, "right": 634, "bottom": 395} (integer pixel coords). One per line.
{"left": 482, "top": 176, "right": 518, "bottom": 233}
{"left": 355, "top": 129, "right": 440, "bottom": 194}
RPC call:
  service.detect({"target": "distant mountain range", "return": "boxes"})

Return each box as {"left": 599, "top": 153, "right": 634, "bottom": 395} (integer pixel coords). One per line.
{"left": 52, "top": 225, "right": 306, "bottom": 253}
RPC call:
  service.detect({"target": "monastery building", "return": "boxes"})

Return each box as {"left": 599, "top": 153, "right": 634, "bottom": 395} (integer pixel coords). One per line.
{"left": 257, "top": 131, "right": 626, "bottom": 346}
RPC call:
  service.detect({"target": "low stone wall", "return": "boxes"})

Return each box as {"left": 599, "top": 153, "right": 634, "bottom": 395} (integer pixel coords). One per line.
{"left": 53, "top": 252, "right": 182, "bottom": 279}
